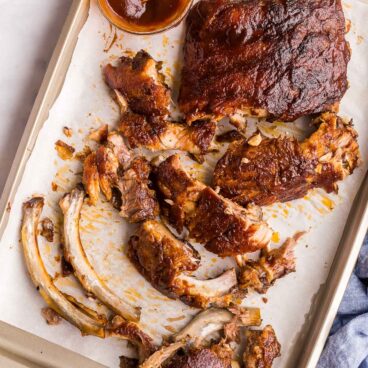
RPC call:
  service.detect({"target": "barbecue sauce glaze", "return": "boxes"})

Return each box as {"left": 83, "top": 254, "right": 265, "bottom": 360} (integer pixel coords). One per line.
{"left": 105, "top": 0, "right": 190, "bottom": 32}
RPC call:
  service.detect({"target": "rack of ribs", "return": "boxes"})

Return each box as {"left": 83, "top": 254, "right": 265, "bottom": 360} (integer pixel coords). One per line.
{"left": 179, "top": 0, "right": 350, "bottom": 123}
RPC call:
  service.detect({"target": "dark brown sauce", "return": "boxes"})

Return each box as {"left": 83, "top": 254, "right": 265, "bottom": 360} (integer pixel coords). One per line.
{"left": 106, "top": 0, "right": 189, "bottom": 29}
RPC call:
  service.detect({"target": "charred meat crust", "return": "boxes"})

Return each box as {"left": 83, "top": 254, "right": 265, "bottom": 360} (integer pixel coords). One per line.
{"left": 119, "top": 112, "right": 167, "bottom": 149}
{"left": 128, "top": 220, "right": 241, "bottom": 308}
{"left": 243, "top": 325, "right": 281, "bottom": 368}
{"left": 213, "top": 113, "right": 361, "bottom": 207}
{"left": 104, "top": 50, "right": 170, "bottom": 117}
{"left": 239, "top": 233, "right": 304, "bottom": 293}
{"left": 154, "top": 155, "right": 205, "bottom": 234}
{"left": 179, "top": 0, "right": 350, "bottom": 123}
{"left": 128, "top": 220, "right": 200, "bottom": 293}
{"left": 154, "top": 155, "right": 271, "bottom": 257}
{"left": 118, "top": 112, "right": 216, "bottom": 155}
{"left": 189, "top": 188, "right": 270, "bottom": 256}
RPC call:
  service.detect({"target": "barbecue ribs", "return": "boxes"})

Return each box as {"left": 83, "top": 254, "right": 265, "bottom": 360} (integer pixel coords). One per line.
{"left": 179, "top": 0, "right": 351, "bottom": 123}
{"left": 118, "top": 112, "right": 216, "bottom": 157}
{"left": 154, "top": 155, "right": 272, "bottom": 257}
{"left": 104, "top": 50, "right": 170, "bottom": 117}
{"left": 238, "top": 233, "right": 304, "bottom": 294}
{"left": 243, "top": 325, "right": 281, "bottom": 368}
{"left": 141, "top": 307, "right": 262, "bottom": 368}
{"left": 213, "top": 113, "right": 361, "bottom": 207}
{"left": 128, "top": 220, "right": 240, "bottom": 308}
{"left": 105, "top": 51, "right": 217, "bottom": 157}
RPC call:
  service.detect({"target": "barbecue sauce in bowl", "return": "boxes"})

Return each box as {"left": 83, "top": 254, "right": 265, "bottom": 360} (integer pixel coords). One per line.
{"left": 98, "top": 0, "right": 193, "bottom": 34}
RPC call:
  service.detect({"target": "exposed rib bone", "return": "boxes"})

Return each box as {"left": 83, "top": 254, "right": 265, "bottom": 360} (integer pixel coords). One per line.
{"left": 21, "top": 198, "right": 106, "bottom": 337}
{"left": 139, "top": 341, "right": 185, "bottom": 368}
{"left": 128, "top": 220, "right": 242, "bottom": 308}
{"left": 174, "top": 307, "right": 261, "bottom": 343}
{"left": 59, "top": 186, "right": 140, "bottom": 322}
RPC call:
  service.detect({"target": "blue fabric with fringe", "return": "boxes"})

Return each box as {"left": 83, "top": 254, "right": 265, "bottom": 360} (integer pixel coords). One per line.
{"left": 318, "top": 235, "right": 368, "bottom": 368}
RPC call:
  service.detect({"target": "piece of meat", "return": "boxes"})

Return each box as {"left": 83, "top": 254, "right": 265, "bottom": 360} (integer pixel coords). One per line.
{"left": 105, "top": 131, "right": 132, "bottom": 169}
{"left": 41, "top": 307, "right": 62, "bottom": 325}
{"left": 238, "top": 233, "right": 304, "bottom": 294}
{"left": 174, "top": 307, "right": 261, "bottom": 345}
{"left": 118, "top": 112, "right": 216, "bottom": 157}
{"left": 93, "top": 131, "right": 132, "bottom": 202}
{"left": 104, "top": 50, "right": 170, "bottom": 117}
{"left": 213, "top": 112, "right": 361, "bottom": 207}
{"left": 116, "top": 157, "right": 159, "bottom": 223}
{"left": 128, "top": 220, "right": 200, "bottom": 290}
{"left": 106, "top": 316, "right": 156, "bottom": 363}
{"left": 83, "top": 152, "right": 100, "bottom": 205}
{"left": 243, "top": 326, "right": 281, "bottom": 368}
{"left": 154, "top": 155, "right": 272, "bottom": 257}
{"left": 179, "top": 0, "right": 350, "bottom": 123}
{"left": 95, "top": 144, "right": 119, "bottom": 202}
{"left": 82, "top": 133, "right": 158, "bottom": 223}
{"left": 40, "top": 218, "right": 54, "bottom": 242}
{"left": 141, "top": 307, "right": 261, "bottom": 368}
{"left": 166, "top": 347, "right": 232, "bottom": 368}
{"left": 216, "top": 130, "right": 244, "bottom": 144}
{"left": 128, "top": 220, "right": 240, "bottom": 308}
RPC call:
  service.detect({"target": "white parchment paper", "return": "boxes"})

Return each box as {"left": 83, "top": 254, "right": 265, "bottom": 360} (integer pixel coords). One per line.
{"left": 0, "top": 1, "right": 368, "bottom": 367}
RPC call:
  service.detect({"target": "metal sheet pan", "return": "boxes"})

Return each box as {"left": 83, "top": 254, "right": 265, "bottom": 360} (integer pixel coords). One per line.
{"left": 0, "top": 0, "right": 367, "bottom": 367}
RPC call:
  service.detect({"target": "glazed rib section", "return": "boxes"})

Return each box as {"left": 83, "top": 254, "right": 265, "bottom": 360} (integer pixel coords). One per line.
{"left": 128, "top": 220, "right": 240, "bottom": 308}
{"left": 104, "top": 50, "right": 170, "bottom": 117}
{"left": 118, "top": 112, "right": 216, "bottom": 156}
{"left": 213, "top": 113, "right": 361, "bottom": 207}
{"left": 179, "top": 0, "right": 350, "bottom": 123}
{"left": 155, "top": 155, "right": 272, "bottom": 256}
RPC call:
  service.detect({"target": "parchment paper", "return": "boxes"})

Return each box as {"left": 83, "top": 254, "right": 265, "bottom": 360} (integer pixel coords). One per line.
{"left": 0, "top": 1, "right": 368, "bottom": 367}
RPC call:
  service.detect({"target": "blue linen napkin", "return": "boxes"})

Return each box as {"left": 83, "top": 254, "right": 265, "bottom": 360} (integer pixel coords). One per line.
{"left": 318, "top": 235, "right": 368, "bottom": 368}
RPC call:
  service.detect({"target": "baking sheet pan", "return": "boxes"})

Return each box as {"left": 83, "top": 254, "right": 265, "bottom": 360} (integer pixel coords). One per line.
{"left": 0, "top": 0, "right": 368, "bottom": 367}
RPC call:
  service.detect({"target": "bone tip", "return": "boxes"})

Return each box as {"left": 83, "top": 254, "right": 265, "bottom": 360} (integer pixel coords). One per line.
{"left": 23, "top": 197, "right": 44, "bottom": 210}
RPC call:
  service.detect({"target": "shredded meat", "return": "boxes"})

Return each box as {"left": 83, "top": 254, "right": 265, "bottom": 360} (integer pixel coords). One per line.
{"left": 118, "top": 112, "right": 216, "bottom": 156}
{"left": 104, "top": 50, "right": 170, "bottom": 117}
{"left": 213, "top": 113, "right": 361, "bottom": 207}
{"left": 154, "top": 155, "right": 271, "bottom": 257}
{"left": 83, "top": 131, "right": 158, "bottom": 223}
{"left": 116, "top": 157, "right": 159, "bottom": 223}
{"left": 179, "top": 0, "right": 350, "bottom": 123}
{"left": 238, "top": 233, "right": 303, "bottom": 294}
{"left": 243, "top": 326, "right": 281, "bottom": 368}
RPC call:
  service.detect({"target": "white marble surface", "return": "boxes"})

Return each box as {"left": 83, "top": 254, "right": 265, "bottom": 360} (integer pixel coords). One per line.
{"left": 0, "top": 0, "right": 72, "bottom": 195}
